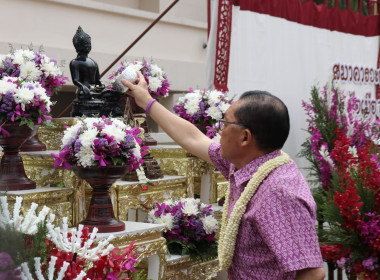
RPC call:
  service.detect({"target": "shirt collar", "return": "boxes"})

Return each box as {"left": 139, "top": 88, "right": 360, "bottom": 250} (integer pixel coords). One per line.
{"left": 233, "top": 150, "right": 282, "bottom": 186}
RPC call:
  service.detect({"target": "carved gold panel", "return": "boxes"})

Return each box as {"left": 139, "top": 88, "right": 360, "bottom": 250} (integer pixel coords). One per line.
{"left": 38, "top": 118, "right": 78, "bottom": 150}
{"left": 114, "top": 176, "right": 187, "bottom": 221}
{"left": 209, "top": 169, "right": 228, "bottom": 204}
{"left": 150, "top": 146, "right": 210, "bottom": 197}
{"left": 5, "top": 188, "right": 75, "bottom": 227}
{"left": 21, "top": 152, "right": 65, "bottom": 187}
{"left": 165, "top": 256, "right": 219, "bottom": 280}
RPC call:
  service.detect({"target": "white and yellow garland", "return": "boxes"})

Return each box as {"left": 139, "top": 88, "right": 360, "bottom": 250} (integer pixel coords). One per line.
{"left": 218, "top": 151, "right": 291, "bottom": 270}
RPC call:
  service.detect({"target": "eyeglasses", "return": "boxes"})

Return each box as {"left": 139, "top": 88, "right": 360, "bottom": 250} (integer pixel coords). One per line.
{"left": 217, "top": 119, "right": 247, "bottom": 132}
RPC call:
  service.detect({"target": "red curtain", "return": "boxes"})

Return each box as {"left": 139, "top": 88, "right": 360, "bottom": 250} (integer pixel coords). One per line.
{"left": 233, "top": 0, "right": 379, "bottom": 37}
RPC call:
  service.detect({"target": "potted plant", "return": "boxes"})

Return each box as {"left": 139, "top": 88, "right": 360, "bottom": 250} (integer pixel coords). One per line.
{"left": 300, "top": 81, "right": 380, "bottom": 279}
{"left": 0, "top": 78, "right": 53, "bottom": 190}
{"left": 0, "top": 47, "right": 67, "bottom": 151}
{"left": 148, "top": 198, "right": 218, "bottom": 261}
{"left": 51, "top": 116, "right": 146, "bottom": 233}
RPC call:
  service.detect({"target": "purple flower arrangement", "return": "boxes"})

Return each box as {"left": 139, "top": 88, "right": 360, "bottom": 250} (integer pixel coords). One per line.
{"left": 108, "top": 59, "right": 170, "bottom": 99}
{"left": 301, "top": 82, "right": 379, "bottom": 189}
{"left": 173, "top": 88, "right": 233, "bottom": 138}
{"left": 52, "top": 117, "right": 146, "bottom": 171}
{"left": 0, "top": 78, "right": 52, "bottom": 136}
{"left": 0, "top": 48, "right": 67, "bottom": 96}
{"left": 301, "top": 81, "right": 380, "bottom": 278}
{"left": 148, "top": 198, "right": 218, "bottom": 261}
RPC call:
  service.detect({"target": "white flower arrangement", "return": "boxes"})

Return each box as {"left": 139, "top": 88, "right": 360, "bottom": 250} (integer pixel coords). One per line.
{"left": 0, "top": 78, "right": 53, "bottom": 135}
{"left": 148, "top": 198, "right": 218, "bottom": 260}
{"left": 173, "top": 88, "right": 233, "bottom": 138}
{"left": 108, "top": 59, "right": 170, "bottom": 99}
{"left": 0, "top": 48, "right": 67, "bottom": 96}
{"left": 52, "top": 117, "right": 145, "bottom": 170}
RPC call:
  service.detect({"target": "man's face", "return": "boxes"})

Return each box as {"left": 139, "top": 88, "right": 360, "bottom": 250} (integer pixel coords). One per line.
{"left": 219, "top": 101, "right": 244, "bottom": 162}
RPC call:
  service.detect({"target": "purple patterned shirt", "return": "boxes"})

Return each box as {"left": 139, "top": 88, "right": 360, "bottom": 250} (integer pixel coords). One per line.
{"left": 209, "top": 142, "right": 323, "bottom": 279}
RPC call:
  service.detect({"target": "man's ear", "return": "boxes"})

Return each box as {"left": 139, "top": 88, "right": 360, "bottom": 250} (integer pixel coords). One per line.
{"left": 241, "top": 129, "right": 251, "bottom": 146}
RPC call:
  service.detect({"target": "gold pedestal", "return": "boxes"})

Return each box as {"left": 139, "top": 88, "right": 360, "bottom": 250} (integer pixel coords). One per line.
{"left": 165, "top": 255, "right": 219, "bottom": 280}
{"left": 5, "top": 187, "right": 74, "bottom": 226}
{"left": 115, "top": 175, "right": 187, "bottom": 221}
{"left": 149, "top": 145, "right": 209, "bottom": 198}
{"left": 210, "top": 169, "right": 229, "bottom": 204}
{"left": 38, "top": 118, "right": 78, "bottom": 150}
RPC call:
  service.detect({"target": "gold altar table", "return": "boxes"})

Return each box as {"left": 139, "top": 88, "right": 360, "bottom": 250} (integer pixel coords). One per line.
{"left": 4, "top": 187, "right": 74, "bottom": 227}
{"left": 165, "top": 255, "right": 219, "bottom": 280}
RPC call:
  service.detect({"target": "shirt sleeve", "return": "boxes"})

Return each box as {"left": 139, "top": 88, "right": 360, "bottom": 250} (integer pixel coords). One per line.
{"left": 208, "top": 142, "right": 231, "bottom": 179}
{"left": 254, "top": 178, "right": 324, "bottom": 272}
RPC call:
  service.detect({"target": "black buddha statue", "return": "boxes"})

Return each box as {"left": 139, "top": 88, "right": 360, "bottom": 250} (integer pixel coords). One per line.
{"left": 70, "top": 26, "right": 124, "bottom": 117}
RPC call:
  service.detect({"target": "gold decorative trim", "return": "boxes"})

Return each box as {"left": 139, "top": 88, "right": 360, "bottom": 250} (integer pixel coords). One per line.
{"left": 165, "top": 256, "right": 219, "bottom": 280}
{"left": 5, "top": 188, "right": 74, "bottom": 226}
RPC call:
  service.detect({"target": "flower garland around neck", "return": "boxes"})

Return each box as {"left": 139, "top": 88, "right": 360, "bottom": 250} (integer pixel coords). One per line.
{"left": 218, "top": 151, "right": 291, "bottom": 270}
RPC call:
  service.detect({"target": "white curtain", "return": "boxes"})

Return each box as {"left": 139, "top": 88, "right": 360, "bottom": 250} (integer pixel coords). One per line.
{"left": 207, "top": 4, "right": 379, "bottom": 177}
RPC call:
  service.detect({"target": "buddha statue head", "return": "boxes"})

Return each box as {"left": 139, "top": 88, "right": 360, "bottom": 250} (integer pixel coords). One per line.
{"left": 72, "top": 26, "right": 92, "bottom": 55}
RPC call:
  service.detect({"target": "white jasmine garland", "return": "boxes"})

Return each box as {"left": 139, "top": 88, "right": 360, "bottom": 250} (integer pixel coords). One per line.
{"left": 218, "top": 152, "right": 291, "bottom": 270}
{"left": 136, "top": 164, "right": 148, "bottom": 185}
{"left": 132, "top": 138, "right": 142, "bottom": 159}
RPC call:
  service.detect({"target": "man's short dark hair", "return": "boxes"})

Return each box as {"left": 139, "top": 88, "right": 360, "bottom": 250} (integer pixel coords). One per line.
{"left": 234, "top": 90, "right": 290, "bottom": 153}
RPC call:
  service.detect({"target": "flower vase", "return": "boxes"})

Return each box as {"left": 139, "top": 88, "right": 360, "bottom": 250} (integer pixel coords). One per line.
{"left": 72, "top": 165, "right": 128, "bottom": 233}
{"left": 0, "top": 122, "right": 36, "bottom": 191}
{"left": 127, "top": 96, "right": 157, "bottom": 146}
{"left": 20, "top": 124, "right": 46, "bottom": 152}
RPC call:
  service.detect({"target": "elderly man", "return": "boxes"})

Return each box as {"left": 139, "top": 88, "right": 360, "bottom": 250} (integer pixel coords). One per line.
{"left": 122, "top": 72, "right": 325, "bottom": 280}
